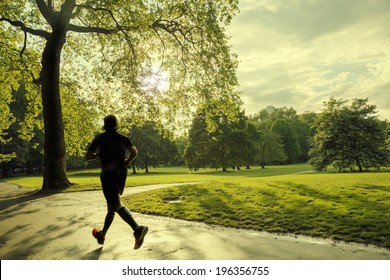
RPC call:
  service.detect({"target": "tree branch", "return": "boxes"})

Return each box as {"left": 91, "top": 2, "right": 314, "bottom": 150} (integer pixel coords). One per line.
{"left": 34, "top": 0, "right": 55, "bottom": 25}
{"left": 20, "top": 30, "right": 27, "bottom": 59}
{"left": 0, "top": 17, "right": 50, "bottom": 39}
{"left": 73, "top": 3, "right": 137, "bottom": 63}
{"left": 152, "top": 19, "right": 192, "bottom": 70}
{"left": 67, "top": 24, "right": 117, "bottom": 34}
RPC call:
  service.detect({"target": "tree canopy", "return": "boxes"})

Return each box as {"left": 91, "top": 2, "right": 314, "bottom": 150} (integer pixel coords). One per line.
{"left": 309, "top": 97, "right": 389, "bottom": 172}
{"left": 1, "top": 0, "right": 240, "bottom": 189}
{"left": 184, "top": 102, "right": 250, "bottom": 171}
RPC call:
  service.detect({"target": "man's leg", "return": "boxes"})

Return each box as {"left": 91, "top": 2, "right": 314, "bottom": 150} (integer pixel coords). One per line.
{"left": 115, "top": 202, "right": 139, "bottom": 231}
{"left": 93, "top": 170, "right": 115, "bottom": 245}
{"left": 103, "top": 168, "right": 147, "bottom": 249}
{"left": 101, "top": 203, "right": 116, "bottom": 237}
{"left": 115, "top": 168, "right": 139, "bottom": 231}
{"left": 113, "top": 196, "right": 148, "bottom": 250}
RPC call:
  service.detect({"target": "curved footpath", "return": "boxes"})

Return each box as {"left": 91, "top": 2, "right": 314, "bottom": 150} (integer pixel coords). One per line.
{"left": 0, "top": 182, "right": 389, "bottom": 260}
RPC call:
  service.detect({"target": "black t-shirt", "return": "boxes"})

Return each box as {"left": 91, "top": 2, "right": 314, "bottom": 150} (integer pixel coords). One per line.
{"left": 88, "top": 131, "right": 133, "bottom": 168}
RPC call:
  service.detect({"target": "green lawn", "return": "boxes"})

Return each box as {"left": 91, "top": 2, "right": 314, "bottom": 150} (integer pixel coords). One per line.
{"left": 2, "top": 164, "right": 313, "bottom": 191}
{"left": 122, "top": 168, "right": 390, "bottom": 249}
{"left": 2, "top": 164, "right": 389, "bottom": 249}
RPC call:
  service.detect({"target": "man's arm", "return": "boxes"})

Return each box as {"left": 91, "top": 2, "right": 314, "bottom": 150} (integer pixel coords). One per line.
{"left": 86, "top": 135, "right": 100, "bottom": 161}
{"left": 125, "top": 146, "right": 138, "bottom": 166}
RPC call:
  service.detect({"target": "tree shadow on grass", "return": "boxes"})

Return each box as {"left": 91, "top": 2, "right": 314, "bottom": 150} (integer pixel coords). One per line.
{"left": 268, "top": 181, "right": 390, "bottom": 248}
{"left": 154, "top": 181, "right": 389, "bottom": 249}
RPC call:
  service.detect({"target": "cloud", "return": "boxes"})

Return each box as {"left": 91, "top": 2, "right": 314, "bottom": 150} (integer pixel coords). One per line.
{"left": 232, "top": 0, "right": 390, "bottom": 41}
{"left": 227, "top": 0, "right": 390, "bottom": 120}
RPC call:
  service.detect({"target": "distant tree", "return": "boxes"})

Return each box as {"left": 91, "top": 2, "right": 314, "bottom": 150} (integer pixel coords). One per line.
{"left": 242, "top": 120, "right": 261, "bottom": 169}
{"left": 26, "top": 129, "right": 44, "bottom": 174}
{"left": 1, "top": 85, "right": 28, "bottom": 177}
{"left": 225, "top": 110, "right": 253, "bottom": 169}
{"left": 252, "top": 106, "right": 312, "bottom": 164}
{"left": 184, "top": 103, "right": 250, "bottom": 171}
{"left": 386, "top": 122, "right": 390, "bottom": 155}
{"left": 270, "top": 118, "right": 301, "bottom": 163}
{"left": 309, "top": 97, "right": 388, "bottom": 172}
{"left": 172, "top": 135, "right": 188, "bottom": 166}
{"left": 130, "top": 122, "right": 178, "bottom": 173}
{"left": 295, "top": 113, "right": 316, "bottom": 162}
{"left": 255, "top": 119, "right": 286, "bottom": 167}
{"left": 0, "top": 27, "right": 18, "bottom": 164}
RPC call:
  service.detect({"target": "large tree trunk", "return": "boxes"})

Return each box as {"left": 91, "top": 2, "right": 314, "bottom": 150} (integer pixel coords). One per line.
{"left": 41, "top": 42, "right": 69, "bottom": 189}
{"left": 41, "top": 2, "right": 75, "bottom": 190}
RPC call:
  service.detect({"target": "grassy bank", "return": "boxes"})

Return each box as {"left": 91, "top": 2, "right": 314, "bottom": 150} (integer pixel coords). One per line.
{"left": 123, "top": 170, "right": 390, "bottom": 249}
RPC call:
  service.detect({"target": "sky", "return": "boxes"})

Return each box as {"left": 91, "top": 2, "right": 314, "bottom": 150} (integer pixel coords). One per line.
{"left": 226, "top": 0, "right": 390, "bottom": 120}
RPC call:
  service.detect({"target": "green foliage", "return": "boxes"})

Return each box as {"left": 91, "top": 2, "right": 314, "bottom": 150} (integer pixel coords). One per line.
{"left": 310, "top": 97, "right": 388, "bottom": 172}
{"left": 62, "top": 90, "right": 100, "bottom": 157}
{"left": 1, "top": 85, "right": 28, "bottom": 176}
{"left": 1, "top": 4, "right": 43, "bottom": 164}
{"left": 184, "top": 103, "right": 252, "bottom": 171}
{"left": 0, "top": 26, "right": 18, "bottom": 158}
{"left": 254, "top": 118, "right": 286, "bottom": 166}
{"left": 386, "top": 122, "right": 390, "bottom": 154}
{"left": 250, "top": 106, "right": 313, "bottom": 166}
{"left": 172, "top": 135, "right": 188, "bottom": 166}
{"left": 271, "top": 118, "right": 301, "bottom": 163}
{"left": 55, "top": 0, "right": 241, "bottom": 128}
{"left": 129, "top": 121, "right": 179, "bottom": 172}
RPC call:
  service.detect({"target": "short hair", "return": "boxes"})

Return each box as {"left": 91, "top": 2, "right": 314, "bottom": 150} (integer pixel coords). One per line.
{"left": 104, "top": 115, "right": 118, "bottom": 131}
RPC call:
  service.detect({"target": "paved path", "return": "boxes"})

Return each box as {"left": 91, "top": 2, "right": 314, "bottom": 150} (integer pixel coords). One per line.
{"left": 0, "top": 182, "right": 389, "bottom": 260}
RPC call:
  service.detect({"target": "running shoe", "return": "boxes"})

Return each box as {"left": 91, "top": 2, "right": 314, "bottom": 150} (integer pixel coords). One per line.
{"left": 92, "top": 228, "right": 105, "bottom": 245}
{"left": 133, "top": 226, "right": 148, "bottom": 250}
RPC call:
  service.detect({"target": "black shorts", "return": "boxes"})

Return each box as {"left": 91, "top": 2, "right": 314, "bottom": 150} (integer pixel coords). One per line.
{"left": 100, "top": 165, "right": 127, "bottom": 207}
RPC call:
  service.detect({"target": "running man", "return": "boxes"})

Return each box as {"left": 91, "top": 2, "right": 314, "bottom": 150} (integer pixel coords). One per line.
{"left": 85, "top": 115, "right": 148, "bottom": 250}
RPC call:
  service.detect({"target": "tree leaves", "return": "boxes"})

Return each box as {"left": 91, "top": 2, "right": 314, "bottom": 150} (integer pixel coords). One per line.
{"left": 310, "top": 97, "right": 388, "bottom": 171}
{"left": 1, "top": 0, "right": 240, "bottom": 182}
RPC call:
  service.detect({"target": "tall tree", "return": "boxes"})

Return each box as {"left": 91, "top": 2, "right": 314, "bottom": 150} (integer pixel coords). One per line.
{"left": 255, "top": 119, "right": 286, "bottom": 167}
{"left": 184, "top": 103, "right": 249, "bottom": 171}
{"left": 242, "top": 120, "right": 260, "bottom": 169}
{"left": 309, "top": 97, "right": 388, "bottom": 172}
{"left": 1, "top": 0, "right": 239, "bottom": 189}
{"left": 270, "top": 118, "right": 301, "bottom": 163}
{"left": 252, "top": 106, "right": 311, "bottom": 164}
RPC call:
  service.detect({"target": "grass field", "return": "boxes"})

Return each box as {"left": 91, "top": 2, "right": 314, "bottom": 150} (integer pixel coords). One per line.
{"left": 2, "top": 164, "right": 390, "bottom": 249}
{"left": 3, "top": 164, "right": 313, "bottom": 191}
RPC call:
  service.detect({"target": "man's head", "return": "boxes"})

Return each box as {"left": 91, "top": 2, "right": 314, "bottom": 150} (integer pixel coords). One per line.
{"left": 104, "top": 115, "right": 118, "bottom": 132}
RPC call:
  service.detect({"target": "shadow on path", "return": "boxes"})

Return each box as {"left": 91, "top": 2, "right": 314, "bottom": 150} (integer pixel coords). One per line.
{"left": 82, "top": 247, "right": 103, "bottom": 260}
